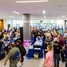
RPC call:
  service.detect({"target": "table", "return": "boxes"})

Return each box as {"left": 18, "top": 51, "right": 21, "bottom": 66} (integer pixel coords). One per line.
{"left": 26, "top": 45, "right": 43, "bottom": 59}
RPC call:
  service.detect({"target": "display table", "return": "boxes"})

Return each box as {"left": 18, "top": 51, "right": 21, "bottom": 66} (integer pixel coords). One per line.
{"left": 26, "top": 45, "right": 43, "bottom": 59}
{"left": 26, "top": 46, "right": 34, "bottom": 59}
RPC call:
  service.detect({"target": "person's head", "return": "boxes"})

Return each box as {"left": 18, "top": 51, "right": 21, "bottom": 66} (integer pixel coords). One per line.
{"left": 37, "top": 35, "right": 40, "bottom": 38}
{"left": 47, "top": 45, "right": 52, "bottom": 51}
{"left": 66, "top": 36, "right": 67, "bottom": 39}
{"left": 10, "top": 36, "right": 13, "bottom": 40}
{"left": 16, "top": 40, "right": 21, "bottom": 45}
{"left": 10, "top": 42, "right": 16, "bottom": 48}
{"left": 31, "top": 34, "right": 34, "bottom": 37}
{"left": 54, "top": 41, "right": 58, "bottom": 46}
{"left": 45, "top": 40, "right": 50, "bottom": 45}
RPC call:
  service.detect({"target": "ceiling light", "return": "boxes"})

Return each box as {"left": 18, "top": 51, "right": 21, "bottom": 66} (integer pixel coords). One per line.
{"left": 13, "top": 11, "right": 20, "bottom": 14}
{"left": 62, "top": 15, "right": 65, "bottom": 17}
{"left": 16, "top": 0, "right": 48, "bottom": 3}
{"left": 43, "top": 10, "right": 45, "bottom": 14}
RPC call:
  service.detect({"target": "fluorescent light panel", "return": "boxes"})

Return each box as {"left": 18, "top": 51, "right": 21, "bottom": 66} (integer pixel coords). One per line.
{"left": 16, "top": 0, "right": 48, "bottom": 3}
{"left": 43, "top": 10, "right": 45, "bottom": 14}
{"left": 13, "top": 11, "right": 20, "bottom": 14}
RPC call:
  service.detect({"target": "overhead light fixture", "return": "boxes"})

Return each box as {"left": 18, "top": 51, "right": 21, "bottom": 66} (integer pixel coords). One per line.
{"left": 16, "top": 0, "right": 48, "bottom": 3}
{"left": 43, "top": 10, "right": 45, "bottom": 14}
{"left": 13, "top": 11, "right": 20, "bottom": 14}
{"left": 62, "top": 15, "right": 65, "bottom": 17}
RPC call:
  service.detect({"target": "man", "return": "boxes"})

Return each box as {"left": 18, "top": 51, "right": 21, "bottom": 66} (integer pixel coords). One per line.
{"left": 4, "top": 42, "right": 20, "bottom": 67}
{"left": 53, "top": 41, "right": 62, "bottom": 67}
{"left": 58, "top": 35, "right": 65, "bottom": 62}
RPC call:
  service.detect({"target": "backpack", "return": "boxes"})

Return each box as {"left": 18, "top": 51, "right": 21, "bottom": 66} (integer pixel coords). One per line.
{"left": 13, "top": 51, "right": 19, "bottom": 60}
{"left": 19, "top": 45, "right": 26, "bottom": 56}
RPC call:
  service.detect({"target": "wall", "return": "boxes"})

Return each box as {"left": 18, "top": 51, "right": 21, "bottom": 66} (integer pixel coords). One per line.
{"left": 0, "top": 19, "right": 4, "bottom": 31}
{"left": 4, "top": 19, "right": 13, "bottom": 29}
{"left": 4, "top": 19, "right": 23, "bottom": 29}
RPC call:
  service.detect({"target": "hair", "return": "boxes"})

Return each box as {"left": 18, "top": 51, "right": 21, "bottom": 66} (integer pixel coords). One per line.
{"left": 16, "top": 40, "right": 21, "bottom": 44}
{"left": 54, "top": 41, "right": 58, "bottom": 44}
{"left": 10, "top": 42, "right": 16, "bottom": 47}
{"left": 47, "top": 45, "right": 52, "bottom": 50}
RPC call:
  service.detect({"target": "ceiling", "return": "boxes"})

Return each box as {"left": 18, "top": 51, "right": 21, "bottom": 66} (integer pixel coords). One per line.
{"left": 0, "top": 0, "right": 67, "bottom": 20}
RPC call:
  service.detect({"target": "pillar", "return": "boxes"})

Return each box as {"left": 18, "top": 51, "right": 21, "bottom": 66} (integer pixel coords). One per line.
{"left": 23, "top": 14, "right": 30, "bottom": 44}
{"left": 64, "top": 20, "right": 67, "bottom": 32}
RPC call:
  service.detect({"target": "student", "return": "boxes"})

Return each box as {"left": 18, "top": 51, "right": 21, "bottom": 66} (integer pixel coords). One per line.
{"left": 53, "top": 41, "right": 62, "bottom": 67}
{"left": 58, "top": 35, "right": 65, "bottom": 62}
{"left": 42, "top": 45, "right": 53, "bottom": 67}
{"left": 4, "top": 42, "right": 20, "bottom": 67}
{"left": 44, "top": 40, "right": 50, "bottom": 58}
{"left": 16, "top": 40, "right": 26, "bottom": 67}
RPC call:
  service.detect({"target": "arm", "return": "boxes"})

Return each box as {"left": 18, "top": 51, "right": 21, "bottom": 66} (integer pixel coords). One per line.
{"left": 45, "top": 49, "right": 48, "bottom": 51}
{"left": 42, "top": 56, "right": 49, "bottom": 67}
{"left": 4, "top": 50, "right": 12, "bottom": 66}
{"left": 4, "top": 57, "right": 9, "bottom": 66}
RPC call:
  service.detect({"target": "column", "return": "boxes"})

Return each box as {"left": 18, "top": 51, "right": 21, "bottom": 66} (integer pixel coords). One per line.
{"left": 64, "top": 20, "right": 67, "bottom": 32}
{"left": 23, "top": 14, "right": 30, "bottom": 44}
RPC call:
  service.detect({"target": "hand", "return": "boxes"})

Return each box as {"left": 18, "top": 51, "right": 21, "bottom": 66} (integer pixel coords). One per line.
{"left": 42, "top": 64, "right": 44, "bottom": 67}
{"left": 19, "top": 57, "right": 22, "bottom": 61}
{"left": 4, "top": 62, "right": 6, "bottom": 66}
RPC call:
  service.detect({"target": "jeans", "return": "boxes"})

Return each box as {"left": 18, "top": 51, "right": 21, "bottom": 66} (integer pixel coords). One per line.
{"left": 54, "top": 54, "right": 60, "bottom": 67}
{"left": 61, "top": 51, "right": 64, "bottom": 61}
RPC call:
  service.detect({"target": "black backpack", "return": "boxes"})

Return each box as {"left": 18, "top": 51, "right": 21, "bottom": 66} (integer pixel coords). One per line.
{"left": 19, "top": 45, "right": 26, "bottom": 56}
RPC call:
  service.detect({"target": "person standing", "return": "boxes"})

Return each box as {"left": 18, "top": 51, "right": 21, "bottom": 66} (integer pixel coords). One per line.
{"left": 44, "top": 40, "right": 50, "bottom": 58}
{"left": 53, "top": 41, "right": 62, "bottom": 67}
{"left": 16, "top": 40, "right": 26, "bottom": 67}
{"left": 4, "top": 42, "right": 20, "bottom": 67}
{"left": 42, "top": 45, "right": 53, "bottom": 67}
{"left": 58, "top": 35, "right": 65, "bottom": 62}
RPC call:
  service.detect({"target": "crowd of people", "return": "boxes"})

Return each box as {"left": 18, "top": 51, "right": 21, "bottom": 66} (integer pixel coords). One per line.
{"left": 0, "top": 27, "right": 20, "bottom": 41}
{"left": 0, "top": 27, "right": 26, "bottom": 67}
{"left": 0, "top": 27, "right": 67, "bottom": 67}
{"left": 4, "top": 40, "right": 26, "bottom": 67}
{"left": 31, "top": 28, "right": 67, "bottom": 67}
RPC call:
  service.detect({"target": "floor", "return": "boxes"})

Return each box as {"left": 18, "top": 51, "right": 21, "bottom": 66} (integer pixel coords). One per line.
{"left": 0, "top": 57, "right": 65, "bottom": 67}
